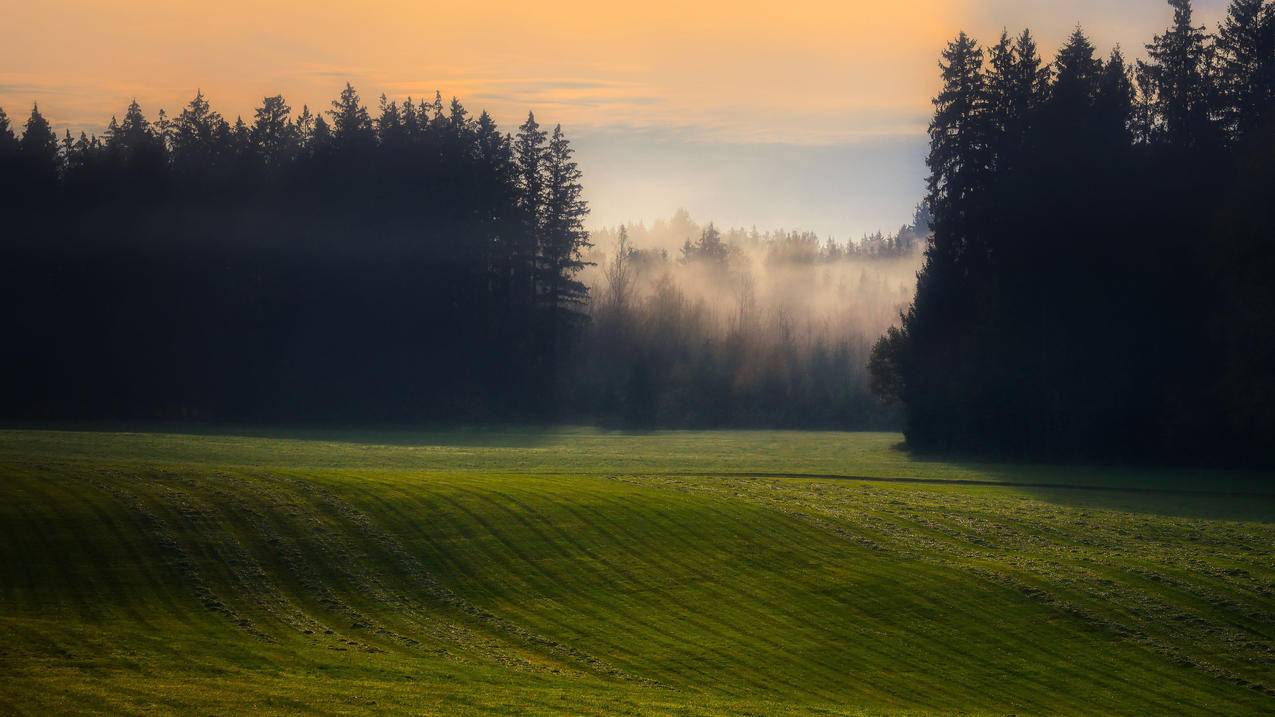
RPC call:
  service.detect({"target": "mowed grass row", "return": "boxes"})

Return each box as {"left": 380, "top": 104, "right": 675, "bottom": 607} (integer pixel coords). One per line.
{"left": 0, "top": 429, "right": 1272, "bottom": 715}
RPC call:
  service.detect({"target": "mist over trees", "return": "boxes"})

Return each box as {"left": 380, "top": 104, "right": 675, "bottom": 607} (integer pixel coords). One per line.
{"left": 576, "top": 210, "right": 925, "bottom": 428}
{"left": 871, "top": 0, "right": 1275, "bottom": 465}
{"left": 0, "top": 86, "right": 591, "bottom": 421}
{"left": 0, "top": 84, "right": 921, "bottom": 428}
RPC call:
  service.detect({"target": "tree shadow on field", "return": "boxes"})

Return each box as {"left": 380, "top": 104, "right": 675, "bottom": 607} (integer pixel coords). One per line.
{"left": 897, "top": 443, "right": 1275, "bottom": 523}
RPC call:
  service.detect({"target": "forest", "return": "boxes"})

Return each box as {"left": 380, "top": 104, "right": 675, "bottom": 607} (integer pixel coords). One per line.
{"left": 0, "top": 87, "right": 591, "bottom": 422}
{"left": 576, "top": 210, "right": 925, "bottom": 428}
{"left": 1, "top": 0, "right": 1273, "bottom": 463}
{"left": 0, "top": 86, "right": 921, "bottom": 428}
{"left": 870, "top": 0, "right": 1275, "bottom": 465}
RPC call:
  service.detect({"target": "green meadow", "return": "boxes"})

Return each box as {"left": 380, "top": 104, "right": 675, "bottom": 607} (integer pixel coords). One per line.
{"left": 1, "top": 428, "right": 1272, "bottom": 715}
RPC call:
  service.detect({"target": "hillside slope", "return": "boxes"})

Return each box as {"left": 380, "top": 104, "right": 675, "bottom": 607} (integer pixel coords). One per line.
{"left": 1, "top": 429, "right": 1272, "bottom": 715}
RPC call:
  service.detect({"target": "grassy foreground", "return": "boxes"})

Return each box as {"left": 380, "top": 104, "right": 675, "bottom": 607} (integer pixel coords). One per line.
{"left": 0, "top": 427, "right": 1272, "bottom": 715}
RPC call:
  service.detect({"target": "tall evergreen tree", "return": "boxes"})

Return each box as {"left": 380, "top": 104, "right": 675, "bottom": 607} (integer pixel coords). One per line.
{"left": 154, "top": 108, "right": 173, "bottom": 153}
{"left": 1096, "top": 47, "right": 1137, "bottom": 144}
{"left": 448, "top": 97, "right": 470, "bottom": 136}
{"left": 541, "top": 124, "right": 591, "bottom": 311}
{"left": 1215, "top": 0, "right": 1275, "bottom": 138}
{"left": 926, "top": 32, "right": 990, "bottom": 263}
{"left": 172, "top": 91, "right": 227, "bottom": 171}
{"left": 105, "top": 100, "right": 161, "bottom": 159}
{"left": 0, "top": 106, "right": 23, "bottom": 209}
{"left": 310, "top": 114, "right": 332, "bottom": 153}
{"left": 0, "top": 106, "right": 18, "bottom": 156}
{"left": 376, "top": 95, "right": 405, "bottom": 148}
{"left": 20, "top": 103, "right": 60, "bottom": 179}
{"left": 251, "top": 95, "right": 298, "bottom": 168}
{"left": 401, "top": 97, "right": 420, "bottom": 139}
{"left": 294, "top": 104, "right": 315, "bottom": 148}
{"left": 986, "top": 29, "right": 1049, "bottom": 169}
{"left": 514, "top": 111, "right": 548, "bottom": 305}
{"left": 1140, "top": 0, "right": 1218, "bottom": 147}
{"left": 327, "top": 83, "right": 374, "bottom": 153}
{"left": 986, "top": 30, "right": 1018, "bottom": 141}
{"left": 1051, "top": 28, "right": 1103, "bottom": 112}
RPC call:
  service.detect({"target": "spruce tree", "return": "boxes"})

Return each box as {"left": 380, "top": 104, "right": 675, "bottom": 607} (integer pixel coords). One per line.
{"left": 327, "top": 83, "right": 374, "bottom": 153}
{"left": 986, "top": 30, "right": 1018, "bottom": 141}
{"left": 106, "top": 100, "right": 163, "bottom": 163}
{"left": 541, "top": 123, "right": 591, "bottom": 310}
{"left": 20, "top": 103, "right": 60, "bottom": 178}
{"left": 376, "top": 95, "right": 404, "bottom": 148}
{"left": 926, "top": 32, "right": 989, "bottom": 262}
{"left": 1215, "top": 0, "right": 1275, "bottom": 138}
{"left": 310, "top": 115, "right": 332, "bottom": 153}
{"left": 1012, "top": 30, "right": 1051, "bottom": 116}
{"left": 986, "top": 29, "right": 1048, "bottom": 170}
{"left": 251, "top": 95, "right": 298, "bottom": 168}
{"left": 172, "top": 91, "right": 227, "bottom": 170}
{"left": 401, "top": 97, "right": 420, "bottom": 139}
{"left": 1051, "top": 28, "right": 1103, "bottom": 112}
{"left": 0, "top": 106, "right": 19, "bottom": 155}
{"left": 0, "top": 106, "right": 22, "bottom": 209}
{"left": 294, "top": 104, "right": 315, "bottom": 147}
{"left": 1140, "top": 0, "right": 1218, "bottom": 147}
{"left": 1097, "top": 47, "right": 1136, "bottom": 144}
{"left": 513, "top": 111, "right": 548, "bottom": 305}
{"left": 154, "top": 108, "right": 173, "bottom": 153}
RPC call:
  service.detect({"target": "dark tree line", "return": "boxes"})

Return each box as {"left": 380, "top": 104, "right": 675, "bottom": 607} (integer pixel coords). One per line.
{"left": 871, "top": 0, "right": 1275, "bottom": 466}
{"left": 0, "top": 86, "right": 590, "bottom": 422}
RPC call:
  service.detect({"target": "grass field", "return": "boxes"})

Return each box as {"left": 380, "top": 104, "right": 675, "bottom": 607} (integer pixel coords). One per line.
{"left": 1, "top": 427, "right": 1272, "bottom": 715}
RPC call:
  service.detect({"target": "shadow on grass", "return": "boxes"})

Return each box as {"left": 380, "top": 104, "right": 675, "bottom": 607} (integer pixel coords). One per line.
{"left": 896, "top": 442, "right": 1275, "bottom": 522}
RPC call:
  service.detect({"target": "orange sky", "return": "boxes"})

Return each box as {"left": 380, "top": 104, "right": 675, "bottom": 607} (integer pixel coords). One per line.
{"left": 1, "top": 1, "right": 1228, "bottom": 233}
{"left": 2, "top": 1, "right": 964, "bottom": 140}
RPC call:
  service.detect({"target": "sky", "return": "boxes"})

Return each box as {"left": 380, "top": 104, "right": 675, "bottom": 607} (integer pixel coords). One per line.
{"left": 1, "top": 1, "right": 1229, "bottom": 239}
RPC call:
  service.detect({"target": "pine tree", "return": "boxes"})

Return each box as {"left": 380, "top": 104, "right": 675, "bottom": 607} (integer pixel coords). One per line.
{"left": 474, "top": 110, "right": 517, "bottom": 291}
{"left": 1012, "top": 30, "right": 1051, "bottom": 115}
{"left": 230, "top": 116, "right": 253, "bottom": 160}
{"left": 401, "top": 97, "right": 420, "bottom": 139}
{"left": 927, "top": 32, "right": 990, "bottom": 262}
{"left": 172, "top": 91, "right": 227, "bottom": 170}
{"left": 514, "top": 111, "right": 548, "bottom": 305}
{"left": 985, "top": 29, "right": 1049, "bottom": 170}
{"left": 541, "top": 124, "right": 592, "bottom": 310}
{"left": 1051, "top": 28, "right": 1103, "bottom": 111}
{"left": 0, "top": 106, "right": 23, "bottom": 208}
{"left": 0, "top": 106, "right": 19, "bottom": 156}
{"left": 376, "top": 94, "right": 404, "bottom": 148}
{"left": 1215, "top": 0, "right": 1275, "bottom": 138}
{"left": 1096, "top": 47, "right": 1136, "bottom": 144}
{"left": 20, "top": 103, "right": 60, "bottom": 179}
{"left": 105, "top": 100, "right": 163, "bottom": 163}
{"left": 327, "top": 83, "right": 374, "bottom": 153}
{"left": 427, "top": 91, "right": 445, "bottom": 127}
{"left": 154, "top": 108, "right": 173, "bottom": 153}
{"left": 311, "top": 115, "right": 332, "bottom": 153}
{"left": 65, "top": 131, "right": 97, "bottom": 176}
{"left": 294, "top": 104, "right": 315, "bottom": 147}
{"left": 251, "top": 95, "right": 298, "bottom": 168}
{"left": 986, "top": 30, "right": 1018, "bottom": 140}
{"left": 1140, "top": 0, "right": 1218, "bottom": 147}
{"left": 448, "top": 97, "right": 470, "bottom": 136}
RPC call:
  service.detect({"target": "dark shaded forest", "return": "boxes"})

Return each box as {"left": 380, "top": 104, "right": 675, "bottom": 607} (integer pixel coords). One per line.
{"left": 1, "top": 87, "right": 591, "bottom": 422}
{"left": 871, "top": 0, "right": 1275, "bottom": 466}
{"left": 3, "top": 0, "right": 1273, "bottom": 459}
{"left": 0, "top": 85, "right": 913, "bottom": 428}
